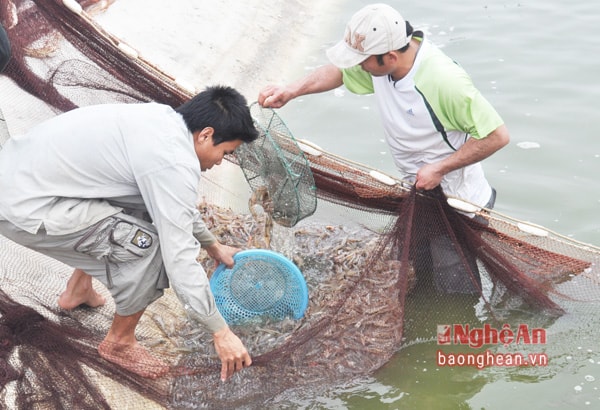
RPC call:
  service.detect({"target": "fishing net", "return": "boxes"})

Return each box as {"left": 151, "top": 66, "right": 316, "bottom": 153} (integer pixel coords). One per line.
{"left": 1, "top": 0, "right": 600, "bottom": 408}
{"left": 234, "top": 103, "right": 317, "bottom": 228}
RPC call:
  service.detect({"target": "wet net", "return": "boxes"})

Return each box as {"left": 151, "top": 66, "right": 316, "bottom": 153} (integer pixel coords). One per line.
{"left": 234, "top": 103, "right": 317, "bottom": 228}
{"left": 1, "top": 1, "right": 600, "bottom": 408}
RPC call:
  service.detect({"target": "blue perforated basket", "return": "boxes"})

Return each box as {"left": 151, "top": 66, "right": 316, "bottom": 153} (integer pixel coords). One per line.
{"left": 209, "top": 249, "right": 309, "bottom": 325}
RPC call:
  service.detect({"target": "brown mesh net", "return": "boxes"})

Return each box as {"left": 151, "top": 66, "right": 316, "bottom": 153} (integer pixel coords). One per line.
{"left": 0, "top": 288, "right": 170, "bottom": 409}
{"left": 1, "top": 0, "right": 600, "bottom": 408}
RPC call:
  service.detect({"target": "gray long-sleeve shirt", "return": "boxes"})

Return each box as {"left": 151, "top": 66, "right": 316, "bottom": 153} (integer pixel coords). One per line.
{"left": 0, "top": 102, "right": 226, "bottom": 332}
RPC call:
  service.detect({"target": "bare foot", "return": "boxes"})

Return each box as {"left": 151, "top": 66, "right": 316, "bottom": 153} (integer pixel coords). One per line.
{"left": 58, "top": 287, "right": 106, "bottom": 310}
{"left": 58, "top": 269, "right": 106, "bottom": 310}
{"left": 98, "top": 340, "right": 170, "bottom": 379}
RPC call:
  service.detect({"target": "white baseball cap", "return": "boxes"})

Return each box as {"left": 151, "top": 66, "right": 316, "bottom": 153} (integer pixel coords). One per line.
{"left": 326, "top": 3, "right": 411, "bottom": 69}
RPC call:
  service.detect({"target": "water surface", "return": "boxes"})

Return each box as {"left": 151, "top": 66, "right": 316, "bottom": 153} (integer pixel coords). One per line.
{"left": 275, "top": 1, "right": 600, "bottom": 408}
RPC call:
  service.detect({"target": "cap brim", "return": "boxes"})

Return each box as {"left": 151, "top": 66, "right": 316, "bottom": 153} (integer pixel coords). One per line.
{"left": 326, "top": 40, "right": 370, "bottom": 69}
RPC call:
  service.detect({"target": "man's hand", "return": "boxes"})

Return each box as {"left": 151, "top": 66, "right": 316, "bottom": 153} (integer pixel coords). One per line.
{"left": 415, "top": 162, "right": 445, "bottom": 191}
{"left": 205, "top": 241, "right": 238, "bottom": 269}
{"left": 257, "top": 85, "right": 294, "bottom": 109}
{"left": 213, "top": 326, "right": 252, "bottom": 381}
{"left": 258, "top": 64, "right": 344, "bottom": 108}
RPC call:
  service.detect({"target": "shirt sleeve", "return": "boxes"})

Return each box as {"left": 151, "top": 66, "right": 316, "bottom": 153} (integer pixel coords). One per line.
{"left": 192, "top": 211, "right": 217, "bottom": 247}
{"left": 414, "top": 51, "right": 504, "bottom": 140}
{"left": 137, "top": 164, "right": 227, "bottom": 333}
{"left": 433, "top": 74, "right": 503, "bottom": 139}
{"left": 341, "top": 66, "right": 375, "bottom": 95}
{"left": 464, "top": 90, "right": 504, "bottom": 139}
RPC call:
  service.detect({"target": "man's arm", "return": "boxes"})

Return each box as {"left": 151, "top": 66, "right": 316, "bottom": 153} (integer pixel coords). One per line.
{"left": 139, "top": 168, "right": 251, "bottom": 381}
{"left": 415, "top": 124, "right": 510, "bottom": 190}
{"left": 258, "top": 64, "right": 343, "bottom": 108}
{"left": 213, "top": 325, "right": 252, "bottom": 381}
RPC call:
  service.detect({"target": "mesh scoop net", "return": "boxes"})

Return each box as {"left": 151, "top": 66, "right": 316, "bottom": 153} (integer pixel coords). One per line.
{"left": 234, "top": 103, "right": 317, "bottom": 227}
{"left": 1, "top": 1, "right": 600, "bottom": 409}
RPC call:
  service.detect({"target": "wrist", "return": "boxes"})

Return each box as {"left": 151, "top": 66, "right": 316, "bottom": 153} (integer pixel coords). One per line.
{"left": 213, "top": 325, "right": 230, "bottom": 339}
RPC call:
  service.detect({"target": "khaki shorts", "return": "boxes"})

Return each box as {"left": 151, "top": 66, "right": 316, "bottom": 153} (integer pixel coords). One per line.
{"left": 0, "top": 212, "right": 169, "bottom": 316}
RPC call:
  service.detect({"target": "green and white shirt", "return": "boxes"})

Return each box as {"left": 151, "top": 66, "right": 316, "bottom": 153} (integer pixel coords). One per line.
{"left": 341, "top": 33, "right": 503, "bottom": 207}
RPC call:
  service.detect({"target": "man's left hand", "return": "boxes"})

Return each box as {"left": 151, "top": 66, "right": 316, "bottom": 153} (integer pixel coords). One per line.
{"left": 205, "top": 242, "right": 238, "bottom": 269}
{"left": 415, "top": 162, "right": 444, "bottom": 190}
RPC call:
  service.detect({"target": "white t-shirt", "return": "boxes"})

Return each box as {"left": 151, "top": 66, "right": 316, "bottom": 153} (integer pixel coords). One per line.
{"left": 342, "top": 33, "right": 504, "bottom": 207}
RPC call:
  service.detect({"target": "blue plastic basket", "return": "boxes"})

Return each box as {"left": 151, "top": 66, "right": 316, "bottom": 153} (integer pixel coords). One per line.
{"left": 209, "top": 249, "right": 309, "bottom": 325}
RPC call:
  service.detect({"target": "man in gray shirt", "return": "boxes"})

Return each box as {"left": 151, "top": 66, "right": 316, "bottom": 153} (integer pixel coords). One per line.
{"left": 0, "top": 86, "right": 258, "bottom": 380}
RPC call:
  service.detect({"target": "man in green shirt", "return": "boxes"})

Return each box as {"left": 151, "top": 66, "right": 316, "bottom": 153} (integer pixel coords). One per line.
{"left": 259, "top": 3, "right": 510, "bottom": 293}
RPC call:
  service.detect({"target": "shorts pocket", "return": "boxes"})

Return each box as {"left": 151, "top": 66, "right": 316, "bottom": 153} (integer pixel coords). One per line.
{"left": 74, "top": 215, "right": 157, "bottom": 263}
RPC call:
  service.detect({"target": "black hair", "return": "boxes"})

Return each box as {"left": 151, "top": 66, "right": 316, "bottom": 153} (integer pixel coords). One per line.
{"left": 375, "top": 20, "right": 414, "bottom": 66}
{"left": 175, "top": 85, "right": 259, "bottom": 145}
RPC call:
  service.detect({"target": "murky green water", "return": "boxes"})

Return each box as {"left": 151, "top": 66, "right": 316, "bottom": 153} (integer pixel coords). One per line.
{"left": 95, "top": 0, "right": 600, "bottom": 408}
{"left": 275, "top": 1, "right": 600, "bottom": 408}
